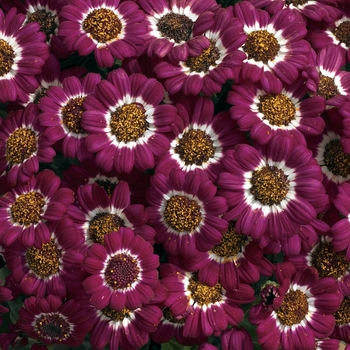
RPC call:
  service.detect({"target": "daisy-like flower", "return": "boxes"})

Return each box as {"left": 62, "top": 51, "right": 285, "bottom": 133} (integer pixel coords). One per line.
{"left": 82, "top": 68, "right": 177, "bottom": 173}
{"left": 217, "top": 134, "right": 329, "bottom": 253}
{"left": 331, "top": 295, "right": 350, "bottom": 343}
{"left": 39, "top": 73, "right": 101, "bottom": 161}
{"left": 0, "top": 103, "right": 55, "bottom": 186}
{"left": 232, "top": 2, "right": 312, "bottom": 86}
{"left": 146, "top": 169, "right": 228, "bottom": 257}
{"left": 155, "top": 96, "right": 246, "bottom": 181}
{"left": 58, "top": 0, "right": 147, "bottom": 67}
{"left": 153, "top": 7, "right": 247, "bottom": 96}
{"left": 0, "top": 8, "right": 49, "bottom": 103}
{"left": 83, "top": 228, "right": 159, "bottom": 311}
{"left": 4, "top": 219, "right": 85, "bottom": 299}
{"left": 69, "top": 181, "right": 156, "bottom": 246}
{"left": 160, "top": 263, "right": 255, "bottom": 338}
{"left": 228, "top": 76, "right": 326, "bottom": 146}
{"left": 0, "top": 169, "right": 74, "bottom": 248}
{"left": 90, "top": 302, "right": 162, "bottom": 350}
{"left": 138, "top": 0, "right": 217, "bottom": 61}
{"left": 171, "top": 220, "right": 274, "bottom": 291}
{"left": 18, "top": 294, "right": 93, "bottom": 346}
{"left": 249, "top": 262, "right": 342, "bottom": 350}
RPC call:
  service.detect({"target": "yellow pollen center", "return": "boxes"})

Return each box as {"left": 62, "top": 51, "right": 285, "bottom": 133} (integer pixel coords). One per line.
{"left": 250, "top": 165, "right": 290, "bottom": 205}
{"left": 95, "top": 179, "right": 117, "bottom": 196}
{"left": 157, "top": 12, "right": 193, "bottom": 43}
{"left": 334, "top": 21, "right": 350, "bottom": 47}
{"left": 323, "top": 139, "right": 350, "bottom": 177}
{"left": 317, "top": 74, "right": 339, "bottom": 100}
{"left": 334, "top": 297, "right": 350, "bottom": 325}
{"left": 11, "top": 191, "right": 46, "bottom": 226}
{"left": 35, "top": 313, "right": 70, "bottom": 341}
{"left": 61, "top": 97, "right": 87, "bottom": 134}
{"left": 163, "top": 307, "right": 186, "bottom": 324}
{"left": 258, "top": 93, "right": 296, "bottom": 126}
{"left": 110, "top": 103, "right": 148, "bottom": 143}
{"left": 6, "top": 128, "right": 38, "bottom": 164}
{"left": 101, "top": 305, "right": 130, "bottom": 321}
{"left": 277, "top": 289, "right": 308, "bottom": 326}
{"left": 0, "top": 39, "right": 15, "bottom": 76}
{"left": 186, "top": 40, "right": 220, "bottom": 73}
{"left": 188, "top": 274, "right": 222, "bottom": 306}
{"left": 175, "top": 129, "right": 215, "bottom": 166}
{"left": 26, "top": 239, "right": 61, "bottom": 278}
{"left": 33, "top": 87, "right": 49, "bottom": 104}
{"left": 163, "top": 195, "right": 202, "bottom": 232}
{"left": 243, "top": 30, "right": 280, "bottom": 63}
{"left": 88, "top": 213, "right": 124, "bottom": 245}
{"left": 82, "top": 8, "right": 122, "bottom": 43}
{"left": 26, "top": 9, "right": 57, "bottom": 41}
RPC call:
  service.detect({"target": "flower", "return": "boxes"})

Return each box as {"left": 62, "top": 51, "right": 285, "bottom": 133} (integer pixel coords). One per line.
{"left": 233, "top": 2, "right": 312, "bottom": 85}
{"left": 0, "top": 103, "right": 56, "bottom": 186}
{"left": 160, "top": 262, "right": 255, "bottom": 338}
{"left": 39, "top": 73, "right": 101, "bottom": 161}
{"left": 228, "top": 75, "right": 326, "bottom": 146}
{"left": 155, "top": 96, "right": 246, "bottom": 181}
{"left": 59, "top": 0, "right": 147, "bottom": 67}
{"left": 138, "top": 0, "right": 217, "bottom": 61}
{"left": 217, "top": 134, "right": 329, "bottom": 254}
{"left": 82, "top": 68, "right": 177, "bottom": 173}
{"left": 0, "top": 169, "right": 74, "bottom": 248}
{"left": 153, "top": 7, "right": 247, "bottom": 96}
{"left": 4, "top": 219, "right": 85, "bottom": 298}
{"left": 0, "top": 7, "right": 49, "bottom": 103}
{"left": 18, "top": 294, "right": 93, "bottom": 346}
{"left": 83, "top": 228, "right": 159, "bottom": 311}
{"left": 68, "top": 182, "right": 155, "bottom": 246}
{"left": 249, "top": 262, "right": 342, "bottom": 350}
{"left": 146, "top": 169, "right": 228, "bottom": 257}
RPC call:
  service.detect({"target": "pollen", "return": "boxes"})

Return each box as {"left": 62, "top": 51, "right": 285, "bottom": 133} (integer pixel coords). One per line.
{"left": 0, "top": 39, "right": 15, "bottom": 76}
{"left": 82, "top": 8, "right": 122, "bottom": 43}
{"left": 10, "top": 191, "right": 46, "bottom": 226}
{"left": 334, "top": 296, "right": 350, "bottom": 325}
{"left": 101, "top": 305, "right": 130, "bottom": 321}
{"left": 175, "top": 129, "right": 215, "bottom": 166}
{"left": 317, "top": 73, "right": 339, "bottom": 100}
{"left": 188, "top": 273, "right": 222, "bottom": 306}
{"left": 26, "top": 9, "right": 57, "bottom": 41}
{"left": 110, "top": 103, "right": 148, "bottom": 143}
{"left": 243, "top": 30, "right": 280, "bottom": 64}
{"left": 334, "top": 21, "right": 350, "bottom": 47}
{"left": 250, "top": 165, "right": 290, "bottom": 206}
{"left": 157, "top": 12, "right": 193, "bottom": 43}
{"left": 61, "top": 96, "right": 87, "bottom": 134}
{"left": 88, "top": 213, "right": 125, "bottom": 245}
{"left": 35, "top": 313, "right": 70, "bottom": 341}
{"left": 323, "top": 139, "right": 350, "bottom": 177}
{"left": 163, "top": 195, "right": 202, "bottom": 232}
{"left": 186, "top": 40, "right": 220, "bottom": 73}
{"left": 258, "top": 93, "right": 296, "bottom": 126}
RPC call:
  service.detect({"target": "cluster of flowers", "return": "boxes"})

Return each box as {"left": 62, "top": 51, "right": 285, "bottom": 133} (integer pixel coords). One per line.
{"left": 0, "top": 0, "right": 350, "bottom": 349}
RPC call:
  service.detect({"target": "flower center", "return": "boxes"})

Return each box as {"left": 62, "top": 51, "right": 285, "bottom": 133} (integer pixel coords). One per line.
{"left": 334, "top": 21, "right": 350, "bottom": 47}
{"left": 34, "top": 87, "right": 49, "bottom": 104}
{"left": 0, "top": 39, "right": 15, "bottom": 77}
{"left": 211, "top": 221, "right": 249, "bottom": 262}
{"left": 163, "top": 195, "right": 202, "bottom": 232}
{"left": 110, "top": 103, "right": 148, "bottom": 143}
{"left": 34, "top": 313, "right": 71, "bottom": 341}
{"left": 61, "top": 97, "right": 87, "bottom": 134}
{"left": 157, "top": 12, "right": 193, "bottom": 43}
{"left": 175, "top": 129, "right": 215, "bottom": 166}
{"left": 243, "top": 30, "right": 280, "bottom": 64}
{"left": 317, "top": 74, "right": 339, "bottom": 100}
{"left": 11, "top": 191, "right": 46, "bottom": 226}
{"left": 101, "top": 305, "right": 130, "bottom": 321}
{"left": 277, "top": 289, "right": 308, "bottom": 326}
{"left": 88, "top": 213, "right": 125, "bottom": 245}
{"left": 260, "top": 281, "right": 280, "bottom": 308}
{"left": 26, "top": 9, "right": 57, "bottom": 41}
{"left": 26, "top": 239, "right": 61, "bottom": 278}
{"left": 95, "top": 179, "right": 117, "bottom": 196}
{"left": 188, "top": 274, "right": 222, "bottom": 306}
{"left": 258, "top": 93, "right": 296, "bottom": 126}
{"left": 250, "top": 165, "right": 290, "bottom": 206}
{"left": 163, "top": 307, "right": 185, "bottom": 324}
{"left": 104, "top": 253, "right": 140, "bottom": 290}
{"left": 285, "top": 0, "right": 309, "bottom": 5}
{"left": 311, "top": 241, "right": 349, "bottom": 279}
{"left": 82, "top": 8, "right": 122, "bottom": 43}
{"left": 334, "top": 296, "right": 350, "bottom": 325}
{"left": 323, "top": 139, "right": 350, "bottom": 177}
{"left": 186, "top": 40, "right": 220, "bottom": 73}
{"left": 6, "top": 128, "right": 38, "bottom": 165}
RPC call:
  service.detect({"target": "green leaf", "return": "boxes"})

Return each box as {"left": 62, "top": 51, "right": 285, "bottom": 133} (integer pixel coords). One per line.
{"left": 162, "top": 338, "right": 198, "bottom": 350}
{"left": 0, "top": 266, "right": 11, "bottom": 284}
